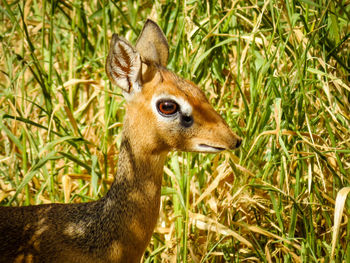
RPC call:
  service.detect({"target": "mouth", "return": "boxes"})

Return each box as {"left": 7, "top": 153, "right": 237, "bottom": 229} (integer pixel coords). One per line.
{"left": 197, "top": 144, "right": 226, "bottom": 153}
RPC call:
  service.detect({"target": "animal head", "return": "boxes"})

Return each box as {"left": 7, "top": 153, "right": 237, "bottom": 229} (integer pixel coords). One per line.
{"left": 106, "top": 19, "right": 242, "bottom": 154}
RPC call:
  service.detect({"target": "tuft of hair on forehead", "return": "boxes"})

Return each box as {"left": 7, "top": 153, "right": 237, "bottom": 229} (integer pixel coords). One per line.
{"left": 158, "top": 68, "right": 209, "bottom": 102}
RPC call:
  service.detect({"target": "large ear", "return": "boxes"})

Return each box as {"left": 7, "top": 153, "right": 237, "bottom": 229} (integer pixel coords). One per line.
{"left": 106, "top": 34, "right": 141, "bottom": 93}
{"left": 135, "top": 19, "right": 169, "bottom": 67}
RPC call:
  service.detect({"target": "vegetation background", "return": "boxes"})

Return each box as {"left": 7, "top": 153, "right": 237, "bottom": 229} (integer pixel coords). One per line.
{"left": 1, "top": 0, "right": 349, "bottom": 262}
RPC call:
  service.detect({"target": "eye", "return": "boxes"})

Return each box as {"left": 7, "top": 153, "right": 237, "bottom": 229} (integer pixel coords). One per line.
{"left": 157, "top": 100, "right": 179, "bottom": 116}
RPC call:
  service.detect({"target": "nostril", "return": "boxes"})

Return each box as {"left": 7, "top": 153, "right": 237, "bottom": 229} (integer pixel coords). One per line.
{"left": 235, "top": 139, "right": 242, "bottom": 148}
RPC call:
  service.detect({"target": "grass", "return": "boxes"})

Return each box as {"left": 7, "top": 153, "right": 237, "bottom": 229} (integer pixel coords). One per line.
{"left": 1, "top": 0, "right": 350, "bottom": 262}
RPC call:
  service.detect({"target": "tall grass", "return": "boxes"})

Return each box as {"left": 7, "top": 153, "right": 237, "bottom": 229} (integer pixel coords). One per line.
{"left": 1, "top": 0, "right": 349, "bottom": 262}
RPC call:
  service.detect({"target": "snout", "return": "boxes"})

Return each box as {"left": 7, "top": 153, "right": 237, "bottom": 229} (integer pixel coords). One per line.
{"left": 215, "top": 122, "right": 242, "bottom": 151}
{"left": 228, "top": 135, "right": 242, "bottom": 150}
{"left": 191, "top": 130, "right": 242, "bottom": 153}
{"left": 235, "top": 137, "right": 242, "bottom": 148}
{"left": 222, "top": 133, "right": 242, "bottom": 151}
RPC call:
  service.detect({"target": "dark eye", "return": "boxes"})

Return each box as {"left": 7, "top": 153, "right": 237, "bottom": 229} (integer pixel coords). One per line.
{"left": 157, "top": 100, "right": 179, "bottom": 116}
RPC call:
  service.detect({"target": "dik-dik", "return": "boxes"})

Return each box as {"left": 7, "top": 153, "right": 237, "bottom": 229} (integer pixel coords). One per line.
{"left": 0, "top": 20, "right": 242, "bottom": 263}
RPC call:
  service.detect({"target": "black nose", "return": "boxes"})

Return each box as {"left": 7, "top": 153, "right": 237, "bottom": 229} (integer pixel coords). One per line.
{"left": 235, "top": 139, "right": 242, "bottom": 148}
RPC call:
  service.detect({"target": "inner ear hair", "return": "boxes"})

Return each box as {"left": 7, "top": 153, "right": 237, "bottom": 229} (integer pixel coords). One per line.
{"left": 105, "top": 34, "right": 141, "bottom": 93}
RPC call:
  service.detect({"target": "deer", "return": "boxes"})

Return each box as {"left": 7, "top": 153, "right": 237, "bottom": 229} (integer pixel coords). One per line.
{"left": 0, "top": 19, "right": 242, "bottom": 263}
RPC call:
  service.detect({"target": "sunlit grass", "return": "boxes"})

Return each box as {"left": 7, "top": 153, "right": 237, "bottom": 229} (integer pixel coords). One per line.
{"left": 1, "top": 1, "right": 350, "bottom": 262}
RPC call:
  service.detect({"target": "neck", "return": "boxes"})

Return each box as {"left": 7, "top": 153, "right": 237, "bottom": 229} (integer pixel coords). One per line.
{"left": 102, "top": 133, "right": 167, "bottom": 259}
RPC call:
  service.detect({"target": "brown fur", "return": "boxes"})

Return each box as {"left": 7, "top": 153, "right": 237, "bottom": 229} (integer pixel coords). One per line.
{"left": 0, "top": 20, "right": 241, "bottom": 263}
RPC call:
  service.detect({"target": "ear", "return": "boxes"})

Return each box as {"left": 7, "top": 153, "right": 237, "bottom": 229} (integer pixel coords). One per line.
{"left": 135, "top": 19, "right": 169, "bottom": 67}
{"left": 106, "top": 34, "right": 141, "bottom": 94}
